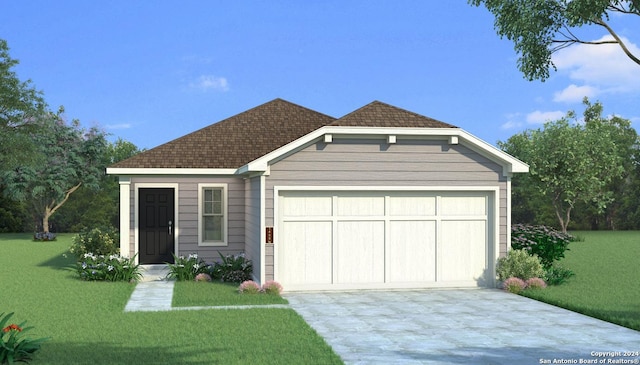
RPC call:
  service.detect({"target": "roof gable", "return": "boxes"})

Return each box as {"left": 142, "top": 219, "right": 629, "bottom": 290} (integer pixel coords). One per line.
{"left": 330, "top": 101, "right": 457, "bottom": 128}
{"left": 110, "top": 98, "right": 336, "bottom": 169}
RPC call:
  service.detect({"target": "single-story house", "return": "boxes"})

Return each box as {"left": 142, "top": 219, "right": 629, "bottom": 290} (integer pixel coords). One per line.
{"left": 106, "top": 99, "right": 528, "bottom": 291}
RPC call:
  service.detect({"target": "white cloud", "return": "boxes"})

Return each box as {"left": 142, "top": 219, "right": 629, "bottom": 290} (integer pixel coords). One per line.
{"left": 552, "top": 35, "right": 640, "bottom": 94}
{"left": 105, "top": 123, "right": 132, "bottom": 130}
{"left": 553, "top": 84, "right": 599, "bottom": 103}
{"left": 526, "top": 110, "right": 566, "bottom": 125}
{"left": 189, "top": 75, "right": 229, "bottom": 92}
{"left": 500, "top": 120, "right": 523, "bottom": 130}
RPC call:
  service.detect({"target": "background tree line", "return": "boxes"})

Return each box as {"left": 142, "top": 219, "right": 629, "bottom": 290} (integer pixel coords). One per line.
{"left": 2, "top": 29, "right": 638, "bottom": 233}
{"left": 0, "top": 39, "right": 140, "bottom": 233}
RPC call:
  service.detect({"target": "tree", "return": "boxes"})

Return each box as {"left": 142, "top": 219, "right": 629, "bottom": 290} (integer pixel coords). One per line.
{"left": 499, "top": 99, "right": 626, "bottom": 232}
{"left": 53, "top": 138, "right": 141, "bottom": 232}
{"left": 469, "top": 0, "right": 640, "bottom": 81}
{"left": 2, "top": 110, "right": 108, "bottom": 233}
{"left": 0, "top": 38, "right": 46, "bottom": 171}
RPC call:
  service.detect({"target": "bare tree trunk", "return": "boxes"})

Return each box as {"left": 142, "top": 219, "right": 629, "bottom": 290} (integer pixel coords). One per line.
{"left": 42, "top": 207, "right": 51, "bottom": 234}
{"left": 39, "top": 183, "right": 82, "bottom": 233}
{"left": 552, "top": 194, "right": 573, "bottom": 233}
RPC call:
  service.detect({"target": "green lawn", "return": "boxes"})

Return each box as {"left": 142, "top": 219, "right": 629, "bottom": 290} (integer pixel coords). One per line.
{"left": 173, "top": 282, "right": 288, "bottom": 307}
{"left": 0, "top": 234, "right": 342, "bottom": 365}
{"left": 521, "top": 230, "right": 640, "bottom": 331}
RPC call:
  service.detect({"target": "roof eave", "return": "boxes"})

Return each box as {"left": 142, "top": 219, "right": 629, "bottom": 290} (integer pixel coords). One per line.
{"left": 105, "top": 167, "right": 240, "bottom": 175}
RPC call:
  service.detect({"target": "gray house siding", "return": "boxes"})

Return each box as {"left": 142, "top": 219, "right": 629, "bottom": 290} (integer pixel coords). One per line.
{"left": 128, "top": 176, "right": 245, "bottom": 264}
{"left": 265, "top": 137, "right": 509, "bottom": 257}
{"left": 244, "top": 176, "right": 262, "bottom": 282}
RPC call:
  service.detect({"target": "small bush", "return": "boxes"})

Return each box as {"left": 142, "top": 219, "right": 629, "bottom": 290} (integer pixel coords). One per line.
{"left": 33, "top": 232, "right": 56, "bottom": 241}
{"left": 525, "top": 277, "right": 547, "bottom": 289}
{"left": 544, "top": 265, "right": 575, "bottom": 285}
{"left": 194, "top": 273, "right": 212, "bottom": 282}
{"left": 76, "top": 253, "right": 141, "bottom": 282}
{"left": 0, "top": 312, "right": 49, "bottom": 364}
{"left": 496, "top": 249, "right": 544, "bottom": 281}
{"left": 69, "top": 226, "right": 119, "bottom": 258}
{"left": 261, "top": 280, "right": 283, "bottom": 295}
{"left": 238, "top": 280, "right": 260, "bottom": 294}
{"left": 167, "top": 253, "right": 208, "bottom": 281}
{"left": 209, "top": 252, "right": 253, "bottom": 283}
{"left": 502, "top": 277, "right": 526, "bottom": 293}
{"left": 511, "top": 224, "right": 573, "bottom": 269}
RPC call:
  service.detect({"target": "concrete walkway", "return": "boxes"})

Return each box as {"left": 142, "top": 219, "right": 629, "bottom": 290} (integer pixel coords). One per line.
{"left": 285, "top": 289, "right": 640, "bottom": 365}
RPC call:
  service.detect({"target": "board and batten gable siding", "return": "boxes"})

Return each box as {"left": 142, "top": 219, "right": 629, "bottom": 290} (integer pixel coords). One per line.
{"left": 265, "top": 137, "right": 510, "bottom": 257}
{"left": 128, "top": 176, "right": 246, "bottom": 264}
{"left": 244, "top": 176, "right": 263, "bottom": 282}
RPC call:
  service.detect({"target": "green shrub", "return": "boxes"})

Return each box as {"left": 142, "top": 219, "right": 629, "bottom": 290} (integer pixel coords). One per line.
{"left": 511, "top": 224, "right": 573, "bottom": 269}
{"left": 166, "top": 253, "right": 208, "bottom": 281}
{"left": 496, "top": 249, "right": 544, "bottom": 281}
{"left": 76, "top": 253, "right": 141, "bottom": 282}
{"left": 208, "top": 252, "right": 253, "bottom": 283}
{"left": 69, "top": 226, "right": 119, "bottom": 258}
{"left": 543, "top": 265, "right": 575, "bottom": 285}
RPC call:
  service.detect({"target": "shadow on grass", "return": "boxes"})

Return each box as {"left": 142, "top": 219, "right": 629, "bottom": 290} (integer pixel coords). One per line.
{"left": 43, "top": 341, "right": 227, "bottom": 365}
{"left": 37, "top": 249, "right": 76, "bottom": 275}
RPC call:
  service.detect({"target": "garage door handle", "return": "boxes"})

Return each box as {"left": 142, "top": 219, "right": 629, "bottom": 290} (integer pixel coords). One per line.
{"left": 168, "top": 220, "right": 172, "bottom": 235}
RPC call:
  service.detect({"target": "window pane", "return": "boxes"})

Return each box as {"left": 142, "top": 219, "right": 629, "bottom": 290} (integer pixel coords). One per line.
{"left": 204, "top": 201, "right": 213, "bottom": 214}
{"left": 213, "top": 201, "right": 222, "bottom": 214}
{"left": 204, "top": 189, "right": 213, "bottom": 202}
{"left": 213, "top": 189, "right": 222, "bottom": 201}
{"left": 203, "top": 216, "right": 223, "bottom": 241}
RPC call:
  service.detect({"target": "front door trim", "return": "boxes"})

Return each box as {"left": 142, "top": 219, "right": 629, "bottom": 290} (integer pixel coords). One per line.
{"left": 134, "top": 183, "right": 179, "bottom": 265}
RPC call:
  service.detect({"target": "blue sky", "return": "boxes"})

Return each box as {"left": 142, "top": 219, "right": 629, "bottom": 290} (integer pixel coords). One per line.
{"left": 2, "top": 1, "right": 638, "bottom": 149}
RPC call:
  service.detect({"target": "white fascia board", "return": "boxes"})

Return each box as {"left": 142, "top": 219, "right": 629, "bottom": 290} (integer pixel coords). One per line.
{"left": 105, "top": 167, "right": 239, "bottom": 175}
{"left": 456, "top": 130, "right": 529, "bottom": 174}
{"left": 241, "top": 126, "right": 529, "bottom": 174}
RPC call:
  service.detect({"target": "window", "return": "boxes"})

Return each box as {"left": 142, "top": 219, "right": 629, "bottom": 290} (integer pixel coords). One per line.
{"left": 198, "top": 184, "right": 227, "bottom": 246}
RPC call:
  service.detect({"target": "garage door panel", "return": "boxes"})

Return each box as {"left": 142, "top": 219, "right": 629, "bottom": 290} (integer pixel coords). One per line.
{"left": 337, "top": 196, "right": 384, "bottom": 216}
{"left": 336, "top": 221, "right": 384, "bottom": 283}
{"left": 389, "top": 196, "right": 436, "bottom": 216}
{"left": 282, "top": 196, "right": 332, "bottom": 217}
{"left": 280, "top": 221, "right": 333, "bottom": 285}
{"left": 388, "top": 221, "right": 436, "bottom": 282}
{"left": 440, "top": 220, "right": 487, "bottom": 282}
{"left": 440, "top": 196, "right": 486, "bottom": 216}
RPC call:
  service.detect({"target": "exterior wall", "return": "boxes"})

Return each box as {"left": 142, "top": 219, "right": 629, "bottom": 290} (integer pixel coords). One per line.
{"left": 128, "top": 176, "right": 245, "bottom": 264}
{"left": 265, "top": 137, "right": 509, "bottom": 256}
{"left": 244, "top": 176, "right": 263, "bottom": 282}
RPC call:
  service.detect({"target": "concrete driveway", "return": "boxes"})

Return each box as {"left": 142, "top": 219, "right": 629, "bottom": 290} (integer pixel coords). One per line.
{"left": 285, "top": 289, "right": 640, "bottom": 365}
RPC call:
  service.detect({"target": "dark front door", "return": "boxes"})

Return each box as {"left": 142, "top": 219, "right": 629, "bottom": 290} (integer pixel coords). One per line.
{"left": 139, "top": 188, "right": 175, "bottom": 264}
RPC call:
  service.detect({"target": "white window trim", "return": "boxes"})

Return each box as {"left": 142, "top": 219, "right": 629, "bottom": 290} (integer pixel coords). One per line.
{"left": 198, "top": 183, "right": 228, "bottom": 246}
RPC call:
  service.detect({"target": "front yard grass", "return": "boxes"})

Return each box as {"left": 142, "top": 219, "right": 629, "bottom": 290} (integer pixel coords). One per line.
{"left": 521, "top": 230, "right": 640, "bottom": 331}
{"left": 173, "top": 281, "right": 288, "bottom": 307}
{"left": 0, "top": 234, "right": 342, "bottom": 365}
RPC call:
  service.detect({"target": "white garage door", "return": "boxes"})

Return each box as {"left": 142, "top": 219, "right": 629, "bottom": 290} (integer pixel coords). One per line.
{"left": 277, "top": 191, "right": 493, "bottom": 291}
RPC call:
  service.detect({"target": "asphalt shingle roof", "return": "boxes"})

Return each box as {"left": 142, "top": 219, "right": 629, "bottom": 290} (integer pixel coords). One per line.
{"left": 110, "top": 99, "right": 458, "bottom": 170}
{"left": 330, "top": 101, "right": 457, "bottom": 128}
{"left": 110, "top": 99, "right": 336, "bottom": 169}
